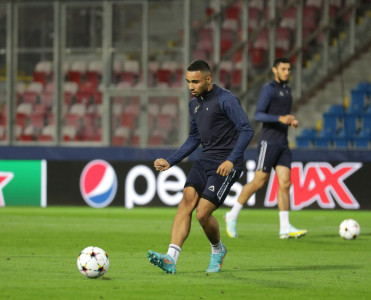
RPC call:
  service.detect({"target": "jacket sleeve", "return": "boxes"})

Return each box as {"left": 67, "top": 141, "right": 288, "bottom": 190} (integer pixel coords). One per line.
{"left": 165, "top": 105, "right": 201, "bottom": 166}
{"left": 221, "top": 95, "right": 254, "bottom": 164}
{"left": 254, "top": 85, "right": 280, "bottom": 123}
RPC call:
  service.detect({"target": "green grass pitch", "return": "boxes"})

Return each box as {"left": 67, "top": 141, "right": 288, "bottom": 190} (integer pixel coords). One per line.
{"left": 0, "top": 207, "right": 370, "bottom": 300}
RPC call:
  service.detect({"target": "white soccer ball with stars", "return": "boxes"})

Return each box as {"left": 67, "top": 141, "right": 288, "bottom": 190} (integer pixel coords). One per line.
{"left": 339, "top": 219, "right": 360, "bottom": 240}
{"left": 77, "top": 246, "right": 110, "bottom": 278}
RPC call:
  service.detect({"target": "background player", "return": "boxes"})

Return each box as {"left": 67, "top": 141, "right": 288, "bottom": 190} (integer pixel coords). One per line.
{"left": 224, "top": 57, "right": 307, "bottom": 239}
{"left": 147, "top": 60, "right": 254, "bottom": 274}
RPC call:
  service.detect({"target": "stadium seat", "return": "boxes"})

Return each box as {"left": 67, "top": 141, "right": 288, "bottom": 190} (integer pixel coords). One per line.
{"left": 156, "top": 114, "right": 173, "bottom": 131}
{"left": 275, "top": 27, "right": 292, "bottom": 56}
{"left": 123, "top": 103, "right": 140, "bottom": 117}
{"left": 296, "top": 136, "right": 312, "bottom": 148}
{"left": 69, "top": 103, "right": 86, "bottom": 116}
{"left": 220, "top": 61, "right": 233, "bottom": 87}
{"left": 148, "top": 103, "right": 160, "bottom": 117}
{"left": 0, "top": 107, "right": 6, "bottom": 127}
{"left": 280, "top": 6, "right": 296, "bottom": 30}
{"left": 344, "top": 114, "right": 359, "bottom": 137}
{"left": 148, "top": 61, "right": 160, "bottom": 86}
{"left": 306, "top": 0, "right": 323, "bottom": 9}
{"left": 199, "top": 25, "right": 213, "bottom": 40}
{"left": 249, "top": 0, "right": 264, "bottom": 11}
{"left": 45, "top": 112, "right": 54, "bottom": 126}
{"left": 121, "top": 60, "right": 140, "bottom": 85}
{"left": 32, "top": 71, "right": 47, "bottom": 86}
{"left": 333, "top": 137, "right": 349, "bottom": 149}
{"left": 0, "top": 125, "right": 6, "bottom": 141}
{"left": 355, "top": 81, "right": 371, "bottom": 92}
{"left": 15, "top": 82, "right": 26, "bottom": 104}
{"left": 348, "top": 90, "right": 367, "bottom": 115}
{"left": 62, "top": 126, "right": 77, "bottom": 141}
{"left": 251, "top": 29, "right": 268, "bottom": 67}
{"left": 130, "top": 131, "right": 140, "bottom": 146}
{"left": 313, "top": 136, "right": 331, "bottom": 148}
{"left": 221, "top": 19, "right": 238, "bottom": 43}
{"left": 361, "top": 115, "right": 371, "bottom": 130}
{"left": 40, "top": 92, "right": 53, "bottom": 107}
{"left": 64, "top": 81, "right": 79, "bottom": 95}
{"left": 353, "top": 137, "right": 370, "bottom": 148}
{"left": 231, "top": 69, "right": 242, "bottom": 89}
{"left": 38, "top": 124, "right": 54, "bottom": 141}
{"left": 357, "top": 115, "right": 371, "bottom": 138}
{"left": 148, "top": 134, "right": 164, "bottom": 146}
{"left": 120, "top": 112, "right": 136, "bottom": 129}
{"left": 30, "top": 113, "right": 45, "bottom": 130}
{"left": 33, "top": 61, "right": 52, "bottom": 85}
{"left": 86, "top": 60, "right": 102, "bottom": 85}
{"left": 156, "top": 69, "right": 172, "bottom": 86}
{"left": 112, "top": 126, "right": 131, "bottom": 146}
{"left": 65, "top": 113, "right": 81, "bottom": 127}
{"left": 251, "top": 48, "right": 266, "bottom": 67}
{"left": 328, "top": 104, "right": 345, "bottom": 115}
{"left": 17, "top": 102, "right": 33, "bottom": 116}
{"left": 68, "top": 61, "right": 87, "bottom": 84}
{"left": 19, "top": 124, "right": 36, "bottom": 141}
{"left": 225, "top": 5, "right": 240, "bottom": 21}
{"left": 161, "top": 103, "right": 178, "bottom": 117}
{"left": 248, "top": 7, "right": 261, "bottom": 31}
{"left": 23, "top": 82, "right": 43, "bottom": 104}
{"left": 322, "top": 114, "right": 339, "bottom": 137}
{"left": 303, "top": 6, "right": 319, "bottom": 31}
{"left": 173, "top": 68, "right": 184, "bottom": 87}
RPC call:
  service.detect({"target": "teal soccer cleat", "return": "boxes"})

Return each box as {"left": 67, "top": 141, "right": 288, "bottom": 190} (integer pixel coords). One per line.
{"left": 206, "top": 244, "right": 227, "bottom": 273}
{"left": 147, "top": 250, "right": 176, "bottom": 274}
{"left": 224, "top": 214, "right": 238, "bottom": 238}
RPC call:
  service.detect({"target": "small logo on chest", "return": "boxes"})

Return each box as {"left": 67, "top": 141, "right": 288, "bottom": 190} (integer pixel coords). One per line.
{"left": 194, "top": 105, "right": 200, "bottom": 113}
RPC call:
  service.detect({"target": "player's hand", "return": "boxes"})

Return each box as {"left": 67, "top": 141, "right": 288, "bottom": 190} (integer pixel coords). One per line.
{"left": 291, "top": 119, "right": 299, "bottom": 129}
{"left": 154, "top": 158, "right": 170, "bottom": 172}
{"left": 217, "top": 160, "right": 234, "bottom": 177}
{"left": 279, "top": 114, "right": 296, "bottom": 125}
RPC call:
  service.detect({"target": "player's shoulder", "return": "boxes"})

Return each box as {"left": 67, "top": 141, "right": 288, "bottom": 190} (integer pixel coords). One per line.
{"left": 214, "top": 84, "right": 231, "bottom": 96}
{"left": 263, "top": 80, "right": 277, "bottom": 91}
{"left": 259, "top": 80, "right": 277, "bottom": 98}
{"left": 214, "top": 84, "right": 239, "bottom": 103}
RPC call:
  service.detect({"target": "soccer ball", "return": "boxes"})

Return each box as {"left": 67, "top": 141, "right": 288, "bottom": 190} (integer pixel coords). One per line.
{"left": 339, "top": 219, "right": 360, "bottom": 240}
{"left": 77, "top": 246, "right": 110, "bottom": 278}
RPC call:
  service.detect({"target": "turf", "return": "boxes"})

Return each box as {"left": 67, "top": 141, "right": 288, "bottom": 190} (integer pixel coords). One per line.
{"left": 0, "top": 207, "right": 370, "bottom": 300}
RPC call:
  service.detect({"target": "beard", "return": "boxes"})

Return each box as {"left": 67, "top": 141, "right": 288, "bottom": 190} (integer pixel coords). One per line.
{"left": 278, "top": 77, "right": 289, "bottom": 85}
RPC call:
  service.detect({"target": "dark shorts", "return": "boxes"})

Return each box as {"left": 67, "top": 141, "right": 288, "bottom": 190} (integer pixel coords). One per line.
{"left": 184, "top": 160, "right": 242, "bottom": 207}
{"left": 256, "top": 140, "right": 292, "bottom": 173}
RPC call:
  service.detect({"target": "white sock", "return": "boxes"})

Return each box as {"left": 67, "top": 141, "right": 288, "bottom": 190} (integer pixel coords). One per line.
{"left": 167, "top": 244, "right": 181, "bottom": 264}
{"left": 279, "top": 211, "right": 290, "bottom": 234}
{"left": 227, "top": 201, "right": 243, "bottom": 220}
{"left": 211, "top": 240, "right": 223, "bottom": 254}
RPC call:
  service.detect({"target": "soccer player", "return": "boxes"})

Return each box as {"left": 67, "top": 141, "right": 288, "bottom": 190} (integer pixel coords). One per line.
{"left": 147, "top": 59, "right": 254, "bottom": 274}
{"left": 224, "top": 57, "right": 307, "bottom": 239}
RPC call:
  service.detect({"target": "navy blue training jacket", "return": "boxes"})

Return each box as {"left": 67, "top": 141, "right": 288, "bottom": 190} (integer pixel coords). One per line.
{"left": 166, "top": 84, "right": 254, "bottom": 170}
{"left": 255, "top": 80, "right": 292, "bottom": 144}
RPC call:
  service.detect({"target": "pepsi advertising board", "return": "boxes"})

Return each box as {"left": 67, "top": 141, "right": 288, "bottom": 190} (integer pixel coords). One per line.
{"left": 46, "top": 160, "right": 370, "bottom": 210}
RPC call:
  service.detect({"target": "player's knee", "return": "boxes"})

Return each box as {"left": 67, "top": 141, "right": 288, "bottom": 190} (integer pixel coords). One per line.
{"left": 252, "top": 176, "right": 268, "bottom": 190}
{"left": 196, "top": 210, "right": 210, "bottom": 227}
{"left": 278, "top": 178, "right": 291, "bottom": 190}
{"left": 178, "top": 192, "right": 199, "bottom": 213}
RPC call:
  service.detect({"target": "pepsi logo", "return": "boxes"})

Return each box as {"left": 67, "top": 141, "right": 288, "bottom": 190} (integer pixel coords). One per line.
{"left": 80, "top": 160, "right": 117, "bottom": 208}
